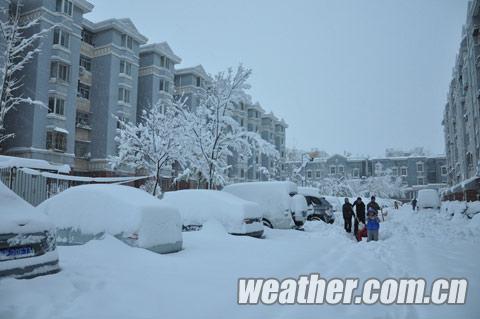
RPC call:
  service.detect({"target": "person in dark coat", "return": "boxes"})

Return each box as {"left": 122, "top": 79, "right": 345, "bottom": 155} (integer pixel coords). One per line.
{"left": 352, "top": 197, "right": 366, "bottom": 239}
{"left": 342, "top": 198, "right": 354, "bottom": 233}
{"left": 411, "top": 198, "right": 417, "bottom": 211}
{"left": 367, "top": 196, "right": 381, "bottom": 214}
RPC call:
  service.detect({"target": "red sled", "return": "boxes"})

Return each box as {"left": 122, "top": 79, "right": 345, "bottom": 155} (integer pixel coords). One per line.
{"left": 356, "top": 226, "right": 368, "bottom": 241}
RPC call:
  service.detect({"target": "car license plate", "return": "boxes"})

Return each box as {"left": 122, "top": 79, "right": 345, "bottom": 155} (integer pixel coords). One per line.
{"left": 0, "top": 246, "right": 35, "bottom": 261}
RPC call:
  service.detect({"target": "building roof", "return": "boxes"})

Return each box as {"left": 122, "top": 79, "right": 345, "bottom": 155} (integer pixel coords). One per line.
{"left": 140, "top": 42, "right": 181, "bottom": 64}
{"left": 75, "top": 0, "right": 94, "bottom": 13}
{"left": 175, "top": 65, "right": 210, "bottom": 80}
{"left": 83, "top": 18, "right": 148, "bottom": 44}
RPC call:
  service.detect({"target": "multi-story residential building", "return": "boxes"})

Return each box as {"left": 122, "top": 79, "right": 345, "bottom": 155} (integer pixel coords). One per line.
{"left": 4, "top": 0, "right": 94, "bottom": 167}
{"left": 174, "top": 65, "right": 210, "bottom": 110}
{"left": 285, "top": 153, "right": 447, "bottom": 199}
{"left": 442, "top": 0, "right": 480, "bottom": 201}
{"left": 0, "top": 1, "right": 289, "bottom": 186}
{"left": 81, "top": 18, "right": 147, "bottom": 176}
{"left": 227, "top": 100, "right": 288, "bottom": 183}
{"left": 137, "top": 42, "right": 181, "bottom": 116}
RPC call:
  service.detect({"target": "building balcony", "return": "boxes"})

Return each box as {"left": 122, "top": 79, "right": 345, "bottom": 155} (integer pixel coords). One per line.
{"left": 79, "top": 67, "right": 92, "bottom": 85}
{"left": 76, "top": 97, "right": 90, "bottom": 113}
{"left": 80, "top": 42, "right": 94, "bottom": 58}
{"left": 74, "top": 158, "right": 89, "bottom": 172}
{"left": 75, "top": 128, "right": 91, "bottom": 142}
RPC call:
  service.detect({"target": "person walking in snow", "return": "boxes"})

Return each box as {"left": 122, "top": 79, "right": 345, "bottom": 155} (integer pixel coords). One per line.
{"left": 366, "top": 207, "right": 380, "bottom": 242}
{"left": 352, "top": 197, "right": 366, "bottom": 239}
{"left": 342, "top": 198, "right": 354, "bottom": 233}
{"left": 411, "top": 198, "right": 417, "bottom": 211}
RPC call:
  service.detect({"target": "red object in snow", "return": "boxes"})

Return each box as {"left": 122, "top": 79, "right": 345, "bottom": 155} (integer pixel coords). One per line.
{"left": 356, "top": 227, "right": 368, "bottom": 241}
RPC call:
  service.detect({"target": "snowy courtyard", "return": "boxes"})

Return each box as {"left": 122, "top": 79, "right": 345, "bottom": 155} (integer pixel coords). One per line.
{"left": 1, "top": 206, "right": 479, "bottom": 319}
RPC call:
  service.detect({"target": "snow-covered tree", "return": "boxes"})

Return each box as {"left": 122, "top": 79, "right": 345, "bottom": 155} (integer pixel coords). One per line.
{"left": 0, "top": 0, "right": 49, "bottom": 143}
{"left": 110, "top": 99, "right": 188, "bottom": 195}
{"left": 176, "top": 65, "right": 278, "bottom": 189}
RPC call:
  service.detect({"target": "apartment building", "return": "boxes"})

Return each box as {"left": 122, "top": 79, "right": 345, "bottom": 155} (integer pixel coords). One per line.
{"left": 80, "top": 18, "right": 147, "bottom": 176}
{"left": 4, "top": 0, "right": 94, "bottom": 167}
{"left": 1, "top": 0, "right": 288, "bottom": 184}
{"left": 285, "top": 153, "right": 447, "bottom": 199}
{"left": 442, "top": 0, "right": 480, "bottom": 201}
{"left": 174, "top": 65, "right": 210, "bottom": 110}
{"left": 227, "top": 101, "right": 288, "bottom": 182}
{"left": 138, "top": 42, "right": 181, "bottom": 116}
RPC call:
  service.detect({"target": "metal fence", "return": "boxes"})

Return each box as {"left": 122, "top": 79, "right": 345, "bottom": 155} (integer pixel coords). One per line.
{"left": 0, "top": 167, "right": 49, "bottom": 206}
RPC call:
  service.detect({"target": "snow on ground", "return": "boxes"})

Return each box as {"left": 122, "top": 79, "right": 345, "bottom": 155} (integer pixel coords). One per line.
{"left": 1, "top": 206, "right": 479, "bottom": 319}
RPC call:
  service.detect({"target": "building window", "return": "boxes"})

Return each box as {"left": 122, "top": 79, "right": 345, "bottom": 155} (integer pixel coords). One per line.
{"left": 79, "top": 55, "right": 91, "bottom": 71}
{"left": 75, "top": 141, "right": 90, "bottom": 158}
{"left": 316, "top": 170, "right": 321, "bottom": 178}
{"left": 307, "top": 170, "right": 312, "bottom": 178}
{"left": 76, "top": 111, "right": 90, "bottom": 129}
{"left": 330, "top": 166, "right": 336, "bottom": 175}
{"left": 48, "top": 97, "right": 65, "bottom": 116}
{"left": 121, "top": 34, "right": 133, "bottom": 50}
{"left": 159, "top": 79, "right": 170, "bottom": 93}
{"left": 401, "top": 167, "right": 408, "bottom": 176}
{"left": 338, "top": 165, "right": 344, "bottom": 175}
{"left": 441, "top": 166, "right": 447, "bottom": 176}
{"left": 119, "top": 60, "right": 132, "bottom": 76}
{"left": 53, "top": 28, "right": 70, "bottom": 48}
{"left": 77, "top": 82, "right": 90, "bottom": 100}
{"left": 417, "top": 162, "right": 424, "bottom": 173}
{"left": 196, "top": 76, "right": 201, "bottom": 87}
{"left": 46, "top": 131, "right": 67, "bottom": 152}
{"left": 81, "top": 29, "right": 94, "bottom": 45}
{"left": 50, "top": 62, "right": 70, "bottom": 82}
{"left": 118, "top": 88, "right": 131, "bottom": 104}
{"left": 353, "top": 168, "right": 359, "bottom": 178}
{"left": 240, "top": 169, "right": 244, "bottom": 178}
{"left": 417, "top": 177, "right": 424, "bottom": 185}
{"left": 55, "top": 0, "right": 73, "bottom": 16}
{"left": 392, "top": 167, "right": 398, "bottom": 176}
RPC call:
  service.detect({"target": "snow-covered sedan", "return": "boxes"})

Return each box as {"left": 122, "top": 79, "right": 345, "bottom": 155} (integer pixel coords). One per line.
{"left": 38, "top": 184, "right": 183, "bottom": 254}
{"left": 162, "top": 190, "right": 264, "bottom": 238}
{"left": 0, "top": 181, "right": 60, "bottom": 279}
{"left": 223, "top": 181, "right": 307, "bottom": 229}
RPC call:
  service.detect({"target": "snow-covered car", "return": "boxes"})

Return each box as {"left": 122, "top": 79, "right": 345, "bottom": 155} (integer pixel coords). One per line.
{"left": 223, "top": 181, "right": 307, "bottom": 229}
{"left": 417, "top": 189, "right": 441, "bottom": 210}
{"left": 162, "top": 190, "right": 264, "bottom": 238}
{"left": 0, "top": 181, "right": 60, "bottom": 279}
{"left": 38, "top": 184, "right": 183, "bottom": 254}
{"left": 298, "top": 187, "right": 335, "bottom": 224}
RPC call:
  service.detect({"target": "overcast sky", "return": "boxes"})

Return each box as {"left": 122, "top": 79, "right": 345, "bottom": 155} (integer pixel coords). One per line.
{"left": 87, "top": 0, "right": 468, "bottom": 157}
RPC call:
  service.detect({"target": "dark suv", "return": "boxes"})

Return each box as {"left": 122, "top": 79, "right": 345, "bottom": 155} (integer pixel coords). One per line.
{"left": 304, "top": 195, "right": 335, "bottom": 224}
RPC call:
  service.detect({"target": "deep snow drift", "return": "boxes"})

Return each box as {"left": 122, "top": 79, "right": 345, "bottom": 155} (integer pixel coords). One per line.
{"left": 0, "top": 206, "right": 479, "bottom": 319}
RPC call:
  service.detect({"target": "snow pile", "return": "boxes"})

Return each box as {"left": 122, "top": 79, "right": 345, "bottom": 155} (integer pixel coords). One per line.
{"left": 0, "top": 155, "right": 70, "bottom": 173}
{"left": 162, "top": 190, "right": 263, "bottom": 234}
{"left": 38, "top": 184, "right": 182, "bottom": 252}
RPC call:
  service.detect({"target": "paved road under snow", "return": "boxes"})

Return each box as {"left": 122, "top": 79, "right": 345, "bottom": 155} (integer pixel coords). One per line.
{"left": 1, "top": 206, "right": 479, "bottom": 319}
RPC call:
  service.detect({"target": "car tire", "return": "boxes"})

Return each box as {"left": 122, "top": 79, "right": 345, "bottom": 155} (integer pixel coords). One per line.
{"left": 262, "top": 219, "right": 273, "bottom": 228}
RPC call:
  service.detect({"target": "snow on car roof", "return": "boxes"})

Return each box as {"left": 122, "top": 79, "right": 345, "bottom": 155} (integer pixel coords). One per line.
{"left": 38, "top": 184, "right": 180, "bottom": 237}
{"left": 0, "top": 181, "right": 53, "bottom": 233}
{"left": 162, "top": 190, "right": 262, "bottom": 227}
{"left": 298, "top": 187, "right": 321, "bottom": 197}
